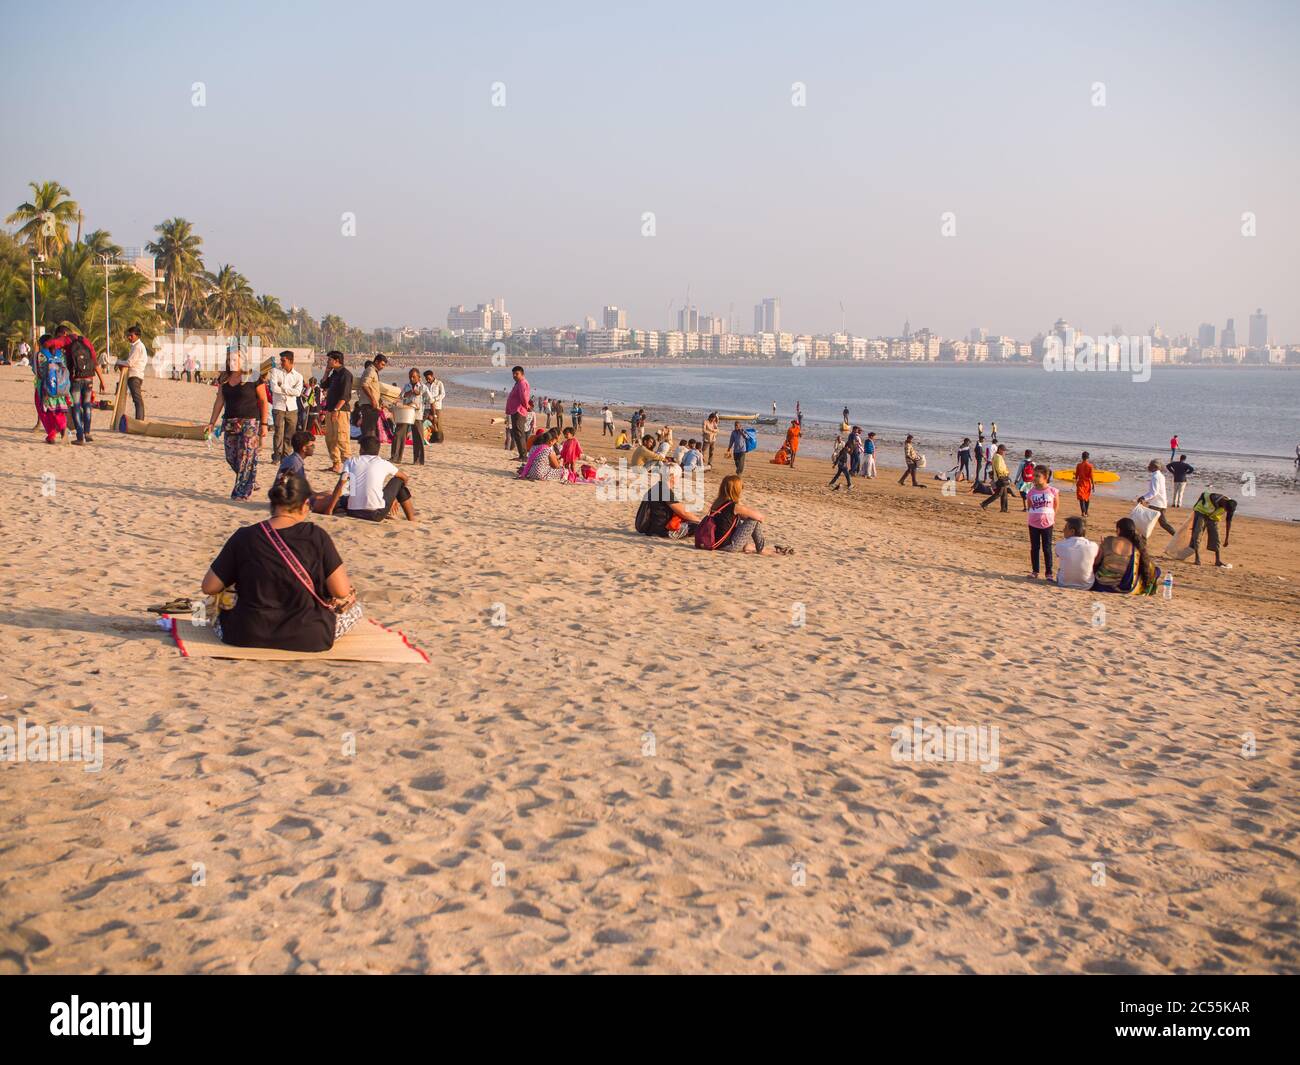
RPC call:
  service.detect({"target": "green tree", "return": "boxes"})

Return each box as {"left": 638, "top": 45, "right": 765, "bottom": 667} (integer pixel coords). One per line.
{"left": 6, "top": 180, "right": 80, "bottom": 258}
{"left": 146, "top": 217, "right": 206, "bottom": 328}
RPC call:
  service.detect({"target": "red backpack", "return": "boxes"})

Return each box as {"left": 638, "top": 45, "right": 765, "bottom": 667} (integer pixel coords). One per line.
{"left": 694, "top": 503, "right": 738, "bottom": 550}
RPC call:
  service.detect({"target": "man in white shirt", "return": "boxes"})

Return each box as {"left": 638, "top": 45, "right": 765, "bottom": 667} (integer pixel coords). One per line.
{"left": 422, "top": 370, "right": 445, "bottom": 433}
{"left": 267, "top": 350, "right": 305, "bottom": 460}
{"left": 338, "top": 434, "right": 415, "bottom": 521}
{"left": 1135, "top": 460, "right": 1177, "bottom": 535}
{"left": 602, "top": 404, "right": 614, "bottom": 436}
{"left": 118, "top": 325, "right": 149, "bottom": 419}
{"left": 1054, "top": 517, "right": 1099, "bottom": 590}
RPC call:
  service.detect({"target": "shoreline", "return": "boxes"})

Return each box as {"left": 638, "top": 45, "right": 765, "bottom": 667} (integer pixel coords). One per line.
{"left": 431, "top": 370, "right": 1300, "bottom": 523}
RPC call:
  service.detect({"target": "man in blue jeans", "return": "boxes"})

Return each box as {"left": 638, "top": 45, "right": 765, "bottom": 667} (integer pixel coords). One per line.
{"left": 47, "top": 326, "right": 104, "bottom": 444}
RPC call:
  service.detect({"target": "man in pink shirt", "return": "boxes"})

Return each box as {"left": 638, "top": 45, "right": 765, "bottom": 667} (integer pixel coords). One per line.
{"left": 505, "top": 365, "right": 531, "bottom": 459}
{"left": 1024, "top": 466, "right": 1059, "bottom": 580}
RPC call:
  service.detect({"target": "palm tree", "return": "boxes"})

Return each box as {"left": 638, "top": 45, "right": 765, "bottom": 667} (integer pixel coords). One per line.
{"left": 6, "top": 180, "right": 80, "bottom": 258}
{"left": 205, "top": 264, "right": 255, "bottom": 337}
{"left": 80, "top": 229, "right": 123, "bottom": 261}
{"left": 320, "top": 313, "right": 348, "bottom": 352}
{"left": 254, "top": 293, "right": 289, "bottom": 344}
{"left": 146, "top": 217, "right": 205, "bottom": 328}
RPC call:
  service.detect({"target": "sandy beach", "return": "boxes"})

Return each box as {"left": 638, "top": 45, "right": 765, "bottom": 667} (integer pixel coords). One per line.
{"left": 1, "top": 370, "right": 1297, "bottom": 974}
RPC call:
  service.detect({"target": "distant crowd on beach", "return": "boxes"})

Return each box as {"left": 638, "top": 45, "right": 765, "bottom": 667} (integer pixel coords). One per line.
{"left": 24, "top": 350, "right": 1248, "bottom": 655}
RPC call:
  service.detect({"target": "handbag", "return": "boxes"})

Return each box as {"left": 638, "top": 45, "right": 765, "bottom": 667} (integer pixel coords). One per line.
{"left": 258, "top": 522, "right": 363, "bottom": 636}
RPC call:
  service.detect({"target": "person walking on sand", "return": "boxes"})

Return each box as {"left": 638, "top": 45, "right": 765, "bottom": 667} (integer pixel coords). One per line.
{"left": 268, "top": 350, "right": 304, "bottom": 462}
{"left": 981, "top": 444, "right": 1012, "bottom": 512}
{"left": 602, "top": 404, "right": 615, "bottom": 437}
{"left": 957, "top": 437, "right": 973, "bottom": 482}
{"left": 728, "top": 421, "right": 748, "bottom": 476}
{"left": 1074, "top": 451, "right": 1095, "bottom": 516}
{"left": 829, "top": 436, "right": 853, "bottom": 492}
{"left": 505, "top": 365, "right": 531, "bottom": 460}
{"left": 898, "top": 434, "right": 923, "bottom": 487}
{"left": 1135, "top": 460, "right": 1178, "bottom": 536}
{"left": 1169, "top": 433, "right": 1179, "bottom": 463}
{"left": 702, "top": 411, "right": 719, "bottom": 465}
{"left": 206, "top": 350, "right": 270, "bottom": 501}
{"left": 783, "top": 419, "right": 801, "bottom": 468}
{"left": 864, "top": 431, "right": 878, "bottom": 477}
{"left": 1024, "top": 466, "right": 1059, "bottom": 580}
{"left": 1166, "top": 453, "right": 1195, "bottom": 507}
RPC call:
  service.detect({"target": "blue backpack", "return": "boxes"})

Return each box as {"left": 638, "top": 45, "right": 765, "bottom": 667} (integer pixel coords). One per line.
{"left": 743, "top": 427, "right": 758, "bottom": 452}
{"left": 43, "top": 352, "right": 70, "bottom": 399}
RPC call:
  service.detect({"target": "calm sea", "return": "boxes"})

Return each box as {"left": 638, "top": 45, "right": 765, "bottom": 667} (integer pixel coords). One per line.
{"left": 452, "top": 363, "right": 1300, "bottom": 519}
{"left": 457, "top": 363, "right": 1299, "bottom": 460}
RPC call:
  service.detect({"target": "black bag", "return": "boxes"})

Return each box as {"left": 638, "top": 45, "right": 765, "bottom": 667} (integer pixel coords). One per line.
{"left": 971, "top": 481, "right": 993, "bottom": 495}
{"left": 67, "top": 337, "right": 96, "bottom": 379}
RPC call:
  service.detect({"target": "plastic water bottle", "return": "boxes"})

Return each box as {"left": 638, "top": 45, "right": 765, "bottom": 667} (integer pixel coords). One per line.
{"left": 1162, "top": 573, "right": 1174, "bottom": 600}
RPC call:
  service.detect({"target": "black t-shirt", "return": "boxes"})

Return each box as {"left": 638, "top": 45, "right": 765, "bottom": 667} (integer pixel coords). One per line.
{"left": 639, "top": 487, "right": 683, "bottom": 537}
{"left": 222, "top": 381, "right": 261, "bottom": 419}
{"left": 1167, "top": 460, "right": 1195, "bottom": 482}
{"left": 324, "top": 367, "right": 354, "bottom": 411}
{"left": 210, "top": 522, "right": 344, "bottom": 652}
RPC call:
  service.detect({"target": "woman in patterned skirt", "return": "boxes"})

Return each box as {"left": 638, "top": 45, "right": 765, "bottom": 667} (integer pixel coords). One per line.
{"left": 206, "top": 351, "right": 269, "bottom": 501}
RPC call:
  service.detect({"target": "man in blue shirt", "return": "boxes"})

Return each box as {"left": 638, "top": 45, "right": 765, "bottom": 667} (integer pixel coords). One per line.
{"left": 863, "top": 431, "right": 877, "bottom": 477}
{"left": 727, "top": 422, "right": 748, "bottom": 475}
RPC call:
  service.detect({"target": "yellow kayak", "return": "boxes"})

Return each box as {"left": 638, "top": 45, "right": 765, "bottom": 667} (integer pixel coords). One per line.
{"left": 1055, "top": 468, "right": 1120, "bottom": 484}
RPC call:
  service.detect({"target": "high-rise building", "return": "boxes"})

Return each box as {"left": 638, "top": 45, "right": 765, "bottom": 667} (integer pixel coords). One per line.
{"left": 752, "top": 297, "right": 780, "bottom": 335}
{"left": 603, "top": 305, "right": 627, "bottom": 330}
{"left": 677, "top": 305, "right": 698, "bottom": 333}
{"left": 1220, "top": 318, "right": 1236, "bottom": 348}
{"left": 1197, "top": 323, "right": 1216, "bottom": 349}
{"left": 1249, "top": 308, "right": 1268, "bottom": 348}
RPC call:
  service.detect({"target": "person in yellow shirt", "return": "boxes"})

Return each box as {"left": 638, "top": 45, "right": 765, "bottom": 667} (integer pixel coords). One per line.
{"left": 980, "top": 444, "right": 1012, "bottom": 512}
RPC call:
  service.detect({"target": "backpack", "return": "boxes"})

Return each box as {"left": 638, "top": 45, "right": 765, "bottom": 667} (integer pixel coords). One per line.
{"left": 694, "top": 503, "right": 738, "bottom": 550}
{"left": 43, "top": 353, "right": 71, "bottom": 399}
{"left": 66, "top": 337, "right": 96, "bottom": 379}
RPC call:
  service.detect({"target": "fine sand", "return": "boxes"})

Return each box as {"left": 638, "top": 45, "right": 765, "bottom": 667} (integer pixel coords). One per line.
{"left": 1, "top": 370, "right": 1297, "bottom": 974}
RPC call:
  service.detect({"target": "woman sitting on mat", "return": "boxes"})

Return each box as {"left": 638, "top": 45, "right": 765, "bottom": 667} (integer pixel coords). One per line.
{"left": 1091, "top": 516, "right": 1160, "bottom": 595}
{"left": 698, "top": 475, "right": 794, "bottom": 555}
{"left": 201, "top": 471, "right": 361, "bottom": 652}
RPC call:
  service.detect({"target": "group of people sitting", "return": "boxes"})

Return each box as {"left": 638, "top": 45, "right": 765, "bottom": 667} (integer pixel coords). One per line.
{"left": 634, "top": 467, "right": 793, "bottom": 556}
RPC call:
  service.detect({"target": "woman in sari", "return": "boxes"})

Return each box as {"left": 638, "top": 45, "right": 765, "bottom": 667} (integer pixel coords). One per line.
{"left": 206, "top": 351, "right": 270, "bottom": 501}
{"left": 517, "top": 429, "right": 572, "bottom": 482}
{"left": 1091, "top": 517, "right": 1160, "bottom": 595}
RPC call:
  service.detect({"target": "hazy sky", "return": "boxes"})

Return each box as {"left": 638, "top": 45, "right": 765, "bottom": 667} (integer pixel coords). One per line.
{"left": 4, "top": 0, "right": 1297, "bottom": 341}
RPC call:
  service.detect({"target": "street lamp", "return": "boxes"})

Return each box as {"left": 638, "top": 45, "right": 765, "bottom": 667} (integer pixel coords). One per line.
{"left": 99, "top": 254, "right": 113, "bottom": 363}
{"left": 29, "top": 253, "right": 45, "bottom": 344}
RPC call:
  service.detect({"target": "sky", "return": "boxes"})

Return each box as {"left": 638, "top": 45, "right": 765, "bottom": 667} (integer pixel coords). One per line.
{"left": 3, "top": 0, "right": 1298, "bottom": 341}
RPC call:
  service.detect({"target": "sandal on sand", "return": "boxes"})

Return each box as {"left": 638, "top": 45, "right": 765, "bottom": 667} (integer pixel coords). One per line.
{"left": 148, "top": 597, "right": 194, "bottom": 615}
{"left": 775, "top": 545, "right": 795, "bottom": 556}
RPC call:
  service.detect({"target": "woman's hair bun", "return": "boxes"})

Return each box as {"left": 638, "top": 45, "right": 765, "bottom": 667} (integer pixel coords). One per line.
{"left": 268, "top": 471, "right": 312, "bottom": 510}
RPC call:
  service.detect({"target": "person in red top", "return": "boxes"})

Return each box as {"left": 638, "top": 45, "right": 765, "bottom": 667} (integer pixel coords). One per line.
{"left": 1074, "top": 450, "right": 1095, "bottom": 516}
{"left": 46, "top": 327, "right": 104, "bottom": 444}
{"left": 505, "top": 365, "right": 531, "bottom": 460}
{"left": 558, "top": 426, "right": 582, "bottom": 472}
{"left": 1169, "top": 434, "right": 1179, "bottom": 462}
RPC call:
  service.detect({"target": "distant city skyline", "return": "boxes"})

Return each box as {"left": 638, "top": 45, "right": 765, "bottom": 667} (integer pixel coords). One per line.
{"left": 4, "top": 1, "right": 1296, "bottom": 341}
